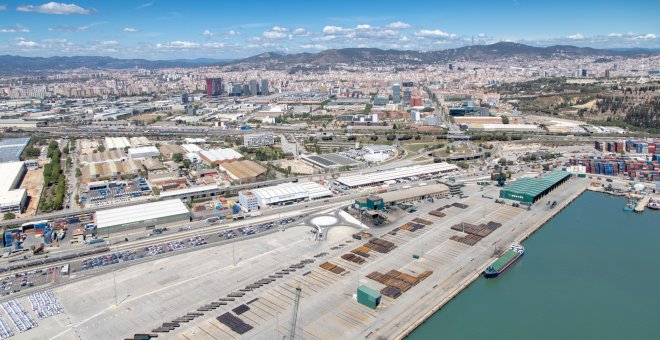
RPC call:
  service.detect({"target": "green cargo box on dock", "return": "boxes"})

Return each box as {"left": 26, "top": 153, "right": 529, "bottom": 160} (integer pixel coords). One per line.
{"left": 357, "top": 285, "right": 381, "bottom": 309}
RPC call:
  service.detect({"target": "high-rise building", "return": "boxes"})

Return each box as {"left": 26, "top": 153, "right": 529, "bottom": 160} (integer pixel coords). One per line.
{"left": 392, "top": 83, "right": 401, "bottom": 103}
{"left": 605, "top": 69, "right": 610, "bottom": 78}
{"left": 205, "top": 78, "right": 223, "bottom": 97}
{"left": 403, "top": 89, "right": 412, "bottom": 104}
{"left": 260, "top": 79, "right": 269, "bottom": 96}
{"left": 249, "top": 79, "right": 259, "bottom": 96}
{"left": 581, "top": 69, "right": 588, "bottom": 77}
{"left": 231, "top": 84, "right": 242, "bottom": 96}
{"left": 448, "top": 63, "right": 453, "bottom": 70}
{"left": 242, "top": 84, "right": 250, "bottom": 96}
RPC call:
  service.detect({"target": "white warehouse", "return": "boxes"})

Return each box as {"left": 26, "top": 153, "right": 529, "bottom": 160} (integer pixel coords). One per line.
{"left": 337, "top": 163, "right": 459, "bottom": 188}
{"left": 239, "top": 182, "right": 332, "bottom": 210}
{"left": 0, "top": 161, "right": 28, "bottom": 214}
{"left": 128, "top": 146, "right": 161, "bottom": 159}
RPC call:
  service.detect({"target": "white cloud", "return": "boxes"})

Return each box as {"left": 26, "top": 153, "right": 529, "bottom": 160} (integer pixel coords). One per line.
{"left": 414, "top": 29, "right": 451, "bottom": 38}
{"left": 0, "top": 5, "right": 6, "bottom": 11}
{"left": 385, "top": 21, "right": 411, "bottom": 29}
{"left": 17, "top": 2, "right": 94, "bottom": 15}
{"left": 478, "top": 33, "right": 486, "bottom": 37}
{"left": 203, "top": 42, "right": 225, "bottom": 48}
{"left": 155, "top": 41, "right": 200, "bottom": 49}
{"left": 48, "top": 22, "right": 104, "bottom": 32}
{"left": 98, "top": 40, "right": 118, "bottom": 45}
{"left": 0, "top": 25, "right": 30, "bottom": 33}
{"left": 135, "top": 1, "right": 153, "bottom": 10}
{"left": 16, "top": 37, "right": 39, "bottom": 47}
{"left": 292, "top": 28, "right": 307, "bottom": 35}
{"left": 567, "top": 33, "right": 584, "bottom": 40}
{"left": 300, "top": 44, "right": 326, "bottom": 50}
{"left": 323, "top": 25, "right": 350, "bottom": 35}
{"left": 202, "top": 29, "right": 216, "bottom": 36}
{"left": 263, "top": 26, "right": 288, "bottom": 39}
{"left": 227, "top": 30, "right": 240, "bottom": 35}
{"left": 608, "top": 32, "right": 623, "bottom": 37}
{"left": 123, "top": 27, "right": 138, "bottom": 32}
{"left": 635, "top": 33, "right": 656, "bottom": 39}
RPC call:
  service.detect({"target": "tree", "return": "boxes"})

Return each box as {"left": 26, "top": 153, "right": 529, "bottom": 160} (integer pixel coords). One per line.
{"left": 457, "top": 162, "right": 469, "bottom": 169}
{"left": 97, "top": 145, "right": 106, "bottom": 153}
{"left": 3, "top": 212, "right": 15, "bottom": 220}
{"left": 499, "top": 157, "right": 507, "bottom": 166}
{"left": 502, "top": 115, "right": 510, "bottom": 124}
{"left": 172, "top": 153, "right": 184, "bottom": 163}
{"left": 75, "top": 168, "right": 82, "bottom": 178}
{"left": 182, "top": 159, "right": 191, "bottom": 169}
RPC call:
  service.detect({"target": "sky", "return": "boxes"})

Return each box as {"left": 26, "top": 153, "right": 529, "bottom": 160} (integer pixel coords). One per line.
{"left": 0, "top": 0, "right": 658, "bottom": 59}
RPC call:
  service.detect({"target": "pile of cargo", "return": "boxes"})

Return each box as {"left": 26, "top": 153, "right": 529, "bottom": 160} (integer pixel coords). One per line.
{"left": 320, "top": 262, "right": 346, "bottom": 274}
{"left": 232, "top": 304, "right": 250, "bottom": 315}
{"left": 352, "top": 231, "right": 373, "bottom": 240}
{"left": 429, "top": 210, "right": 446, "bottom": 217}
{"left": 399, "top": 221, "right": 426, "bottom": 232}
{"left": 412, "top": 218, "right": 432, "bottom": 225}
{"left": 451, "top": 202, "right": 469, "bottom": 209}
{"left": 367, "top": 269, "right": 434, "bottom": 299}
{"left": 364, "top": 238, "right": 396, "bottom": 253}
{"left": 217, "top": 312, "right": 253, "bottom": 335}
{"left": 351, "top": 246, "right": 371, "bottom": 258}
{"left": 449, "top": 234, "right": 482, "bottom": 246}
{"left": 449, "top": 221, "right": 502, "bottom": 246}
{"left": 341, "top": 253, "right": 366, "bottom": 264}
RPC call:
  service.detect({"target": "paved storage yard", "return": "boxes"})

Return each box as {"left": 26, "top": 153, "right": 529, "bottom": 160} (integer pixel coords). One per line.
{"left": 11, "top": 178, "right": 588, "bottom": 339}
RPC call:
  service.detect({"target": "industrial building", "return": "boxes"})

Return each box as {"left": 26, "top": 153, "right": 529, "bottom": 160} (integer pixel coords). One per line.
{"left": 0, "top": 137, "right": 30, "bottom": 163}
{"left": 158, "top": 144, "right": 186, "bottom": 160}
{"left": 0, "top": 161, "right": 27, "bottom": 214}
{"left": 301, "top": 153, "right": 361, "bottom": 170}
{"left": 218, "top": 160, "right": 267, "bottom": 183}
{"left": 499, "top": 171, "right": 571, "bottom": 204}
{"left": 94, "top": 199, "right": 190, "bottom": 233}
{"left": 128, "top": 146, "right": 160, "bottom": 159}
{"left": 355, "top": 184, "right": 450, "bottom": 210}
{"left": 337, "top": 163, "right": 459, "bottom": 188}
{"left": 200, "top": 148, "right": 243, "bottom": 165}
{"left": 81, "top": 159, "right": 143, "bottom": 183}
{"left": 239, "top": 182, "right": 332, "bottom": 210}
{"left": 79, "top": 149, "right": 127, "bottom": 165}
{"left": 243, "top": 133, "right": 274, "bottom": 148}
{"left": 104, "top": 137, "right": 131, "bottom": 150}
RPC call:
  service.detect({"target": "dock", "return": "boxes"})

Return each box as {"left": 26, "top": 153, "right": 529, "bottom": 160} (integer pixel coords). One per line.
{"left": 635, "top": 196, "right": 650, "bottom": 213}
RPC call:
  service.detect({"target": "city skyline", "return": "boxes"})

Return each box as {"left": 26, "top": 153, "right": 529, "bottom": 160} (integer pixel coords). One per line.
{"left": 0, "top": 0, "right": 658, "bottom": 59}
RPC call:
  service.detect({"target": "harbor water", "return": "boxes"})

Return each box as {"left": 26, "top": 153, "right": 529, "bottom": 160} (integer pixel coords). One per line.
{"left": 407, "top": 191, "right": 660, "bottom": 340}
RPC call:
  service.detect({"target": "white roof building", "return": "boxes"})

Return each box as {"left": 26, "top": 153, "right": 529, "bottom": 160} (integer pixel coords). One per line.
{"left": 95, "top": 199, "right": 190, "bottom": 231}
{"left": 200, "top": 148, "right": 242, "bottom": 165}
{"left": 0, "top": 161, "right": 27, "bottom": 213}
{"left": 128, "top": 146, "right": 160, "bottom": 159}
{"left": 104, "top": 137, "right": 131, "bottom": 150}
{"left": 337, "top": 163, "right": 459, "bottom": 188}
{"left": 240, "top": 181, "right": 332, "bottom": 207}
{"left": 181, "top": 144, "right": 202, "bottom": 153}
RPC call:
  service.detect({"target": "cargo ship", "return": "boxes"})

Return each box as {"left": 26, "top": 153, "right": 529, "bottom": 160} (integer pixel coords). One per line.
{"left": 484, "top": 244, "right": 525, "bottom": 278}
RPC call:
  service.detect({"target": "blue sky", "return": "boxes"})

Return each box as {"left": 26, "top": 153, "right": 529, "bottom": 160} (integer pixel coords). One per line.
{"left": 0, "top": 0, "right": 658, "bottom": 59}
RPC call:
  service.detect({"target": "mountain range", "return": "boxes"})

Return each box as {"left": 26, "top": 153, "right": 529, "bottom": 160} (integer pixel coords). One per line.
{"left": 0, "top": 42, "right": 657, "bottom": 75}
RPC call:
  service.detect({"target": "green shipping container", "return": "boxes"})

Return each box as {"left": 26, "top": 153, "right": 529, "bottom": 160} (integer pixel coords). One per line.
{"left": 357, "top": 285, "right": 381, "bottom": 309}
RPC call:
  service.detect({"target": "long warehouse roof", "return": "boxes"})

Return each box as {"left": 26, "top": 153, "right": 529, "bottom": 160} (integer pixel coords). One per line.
{"left": 501, "top": 171, "right": 570, "bottom": 197}
{"left": 378, "top": 183, "right": 449, "bottom": 202}
{"left": 0, "top": 161, "right": 26, "bottom": 207}
{"left": 337, "top": 163, "right": 459, "bottom": 187}
{"left": 95, "top": 199, "right": 189, "bottom": 229}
